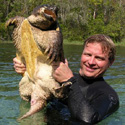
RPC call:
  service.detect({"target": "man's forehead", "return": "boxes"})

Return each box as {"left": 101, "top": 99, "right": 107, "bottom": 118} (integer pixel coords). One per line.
{"left": 84, "top": 42, "right": 109, "bottom": 55}
{"left": 85, "top": 42, "right": 109, "bottom": 52}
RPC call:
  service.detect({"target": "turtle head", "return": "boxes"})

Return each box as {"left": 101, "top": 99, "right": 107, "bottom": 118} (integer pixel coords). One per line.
{"left": 28, "top": 5, "right": 59, "bottom": 30}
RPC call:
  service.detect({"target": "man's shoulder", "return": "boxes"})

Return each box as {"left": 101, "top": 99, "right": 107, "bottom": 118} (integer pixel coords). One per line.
{"left": 89, "top": 78, "right": 117, "bottom": 94}
{"left": 88, "top": 78, "right": 119, "bottom": 102}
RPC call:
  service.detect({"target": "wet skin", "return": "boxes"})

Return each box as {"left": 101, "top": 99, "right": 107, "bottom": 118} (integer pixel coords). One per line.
{"left": 79, "top": 42, "right": 113, "bottom": 79}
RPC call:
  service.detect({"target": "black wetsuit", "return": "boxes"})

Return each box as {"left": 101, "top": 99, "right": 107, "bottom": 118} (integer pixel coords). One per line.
{"left": 66, "top": 73, "right": 119, "bottom": 124}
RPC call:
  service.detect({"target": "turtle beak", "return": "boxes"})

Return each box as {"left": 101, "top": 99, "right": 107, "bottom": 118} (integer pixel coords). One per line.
{"left": 43, "top": 9, "right": 57, "bottom": 21}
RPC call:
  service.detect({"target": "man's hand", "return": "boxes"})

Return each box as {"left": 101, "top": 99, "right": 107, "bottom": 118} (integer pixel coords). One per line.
{"left": 52, "top": 59, "right": 74, "bottom": 83}
{"left": 13, "top": 57, "right": 26, "bottom": 74}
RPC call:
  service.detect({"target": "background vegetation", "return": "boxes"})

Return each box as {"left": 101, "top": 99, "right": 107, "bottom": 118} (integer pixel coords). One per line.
{"left": 0, "top": 0, "right": 125, "bottom": 43}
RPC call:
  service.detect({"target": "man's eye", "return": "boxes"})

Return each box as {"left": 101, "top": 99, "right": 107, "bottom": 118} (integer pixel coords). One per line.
{"left": 96, "top": 57, "right": 104, "bottom": 61}
{"left": 84, "top": 53, "right": 91, "bottom": 56}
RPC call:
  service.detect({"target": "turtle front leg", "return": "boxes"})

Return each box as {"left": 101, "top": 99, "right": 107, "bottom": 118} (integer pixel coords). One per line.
{"left": 5, "top": 16, "right": 25, "bottom": 28}
{"left": 54, "top": 82, "right": 72, "bottom": 98}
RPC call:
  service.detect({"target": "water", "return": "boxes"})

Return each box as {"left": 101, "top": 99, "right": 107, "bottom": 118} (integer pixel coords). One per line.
{"left": 0, "top": 43, "right": 125, "bottom": 125}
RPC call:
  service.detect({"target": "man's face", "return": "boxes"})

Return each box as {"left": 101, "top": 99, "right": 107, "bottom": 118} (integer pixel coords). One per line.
{"left": 79, "top": 42, "right": 112, "bottom": 79}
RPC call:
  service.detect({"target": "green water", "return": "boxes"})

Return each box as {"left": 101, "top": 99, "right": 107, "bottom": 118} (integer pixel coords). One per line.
{"left": 0, "top": 43, "right": 125, "bottom": 125}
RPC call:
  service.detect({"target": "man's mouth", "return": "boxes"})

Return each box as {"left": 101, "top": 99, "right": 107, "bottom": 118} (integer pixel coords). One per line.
{"left": 85, "top": 65, "right": 97, "bottom": 72}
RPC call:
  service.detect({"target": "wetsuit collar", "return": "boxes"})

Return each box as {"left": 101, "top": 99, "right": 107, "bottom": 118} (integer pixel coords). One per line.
{"left": 79, "top": 73, "right": 104, "bottom": 84}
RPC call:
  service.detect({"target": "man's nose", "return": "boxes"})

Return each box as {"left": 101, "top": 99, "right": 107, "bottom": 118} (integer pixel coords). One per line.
{"left": 88, "top": 56, "right": 96, "bottom": 65}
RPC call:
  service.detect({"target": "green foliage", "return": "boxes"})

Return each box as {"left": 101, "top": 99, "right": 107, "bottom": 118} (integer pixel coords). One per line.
{"left": 0, "top": 0, "right": 124, "bottom": 42}
{"left": 0, "top": 22, "right": 6, "bottom": 40}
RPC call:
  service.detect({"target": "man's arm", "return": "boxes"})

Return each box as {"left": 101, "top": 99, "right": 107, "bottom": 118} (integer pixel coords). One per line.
{"left": 67, "top": 77, "right": 119, "bottom": 124}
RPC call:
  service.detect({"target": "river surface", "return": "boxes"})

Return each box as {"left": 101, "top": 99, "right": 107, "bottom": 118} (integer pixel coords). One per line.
{"left": 0, "top": 43, "right": 125, "bottom": 125}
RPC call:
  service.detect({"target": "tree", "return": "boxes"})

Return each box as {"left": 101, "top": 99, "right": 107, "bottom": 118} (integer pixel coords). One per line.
{"left": 0, "top": 0, "right": 124, "bottom": 42}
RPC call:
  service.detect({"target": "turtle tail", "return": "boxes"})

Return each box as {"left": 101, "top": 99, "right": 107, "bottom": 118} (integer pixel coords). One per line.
{"left": 17, "top": 98, "right": 46, "bottom": 121}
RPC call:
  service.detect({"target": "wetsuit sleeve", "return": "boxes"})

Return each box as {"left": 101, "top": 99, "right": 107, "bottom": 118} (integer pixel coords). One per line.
{"left": 67, "top": 77, "right": 119, "bottom": 124}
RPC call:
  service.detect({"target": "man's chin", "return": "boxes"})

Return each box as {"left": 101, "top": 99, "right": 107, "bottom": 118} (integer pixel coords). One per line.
{"left": 79, "top": 69, "right": 97, "bottom": 79}
{"left": 79, "top": 72, "right": 95, "bottom": 79}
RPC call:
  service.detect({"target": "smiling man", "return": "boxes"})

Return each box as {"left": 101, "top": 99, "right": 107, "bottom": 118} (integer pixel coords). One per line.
{"left": 53, "top": 34, "right": 119, "bottom": 124}
{"left": 79, "top": 42, "right": 112, "bottom": 79}
{"left": 13, "top": 34, "right": 119, "bottom": 124}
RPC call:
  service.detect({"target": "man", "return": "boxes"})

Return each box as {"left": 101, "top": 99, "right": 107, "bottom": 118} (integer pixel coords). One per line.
{"left": 13, "top": 34, "right": 119, "bottom": 124}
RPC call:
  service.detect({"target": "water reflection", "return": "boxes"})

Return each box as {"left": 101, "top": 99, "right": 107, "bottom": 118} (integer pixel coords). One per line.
{"left": 0, "top": 43, "right": 124, "bottom": 125}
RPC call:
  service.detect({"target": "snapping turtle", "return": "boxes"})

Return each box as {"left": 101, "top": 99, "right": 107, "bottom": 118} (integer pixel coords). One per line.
{"left": 6, "top": 5, "right": 71, "bottom": 120}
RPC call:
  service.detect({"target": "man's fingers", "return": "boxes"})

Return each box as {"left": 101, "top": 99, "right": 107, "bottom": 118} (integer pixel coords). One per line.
{"left": 13, "top": 57, "right": 26, "bottom": 68}
{"left": 14, "top": 63, "right": 25, "bottom": 68}
{"left": 14, "top": 67, "right": 26, "bottom": 74}
{"left": 65, "top": 59, "right": 68, "bottom": 66}
{"left": 13, "top": 57, "right": 22, "bottom": 65}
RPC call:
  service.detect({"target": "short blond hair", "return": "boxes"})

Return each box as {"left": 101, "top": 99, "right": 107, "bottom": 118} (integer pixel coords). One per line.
{"left": 83, "top": 34, "right": 116, "bottom": 63}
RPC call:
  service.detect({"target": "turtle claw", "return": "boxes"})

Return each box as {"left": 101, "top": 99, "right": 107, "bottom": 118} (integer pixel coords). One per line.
{"left": 12, "top": 18, "right": 17, "bottom": 24}
{"left": 54, "top": 82, "right": 72, "bottom": 98}
{"left": 5, "top": 20, "right": 11, "bottom": 28}
{"left": 44, "top": 47, "right": 49, "bottom": 54}
{"left": 44, "top": 46, "right": 57, "bottom": 63}
{"left": 5, "top": 18, "right": 17, "bottom": 28}
{"left": 5, "top": 16, "right": 25, "bottom": 28}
